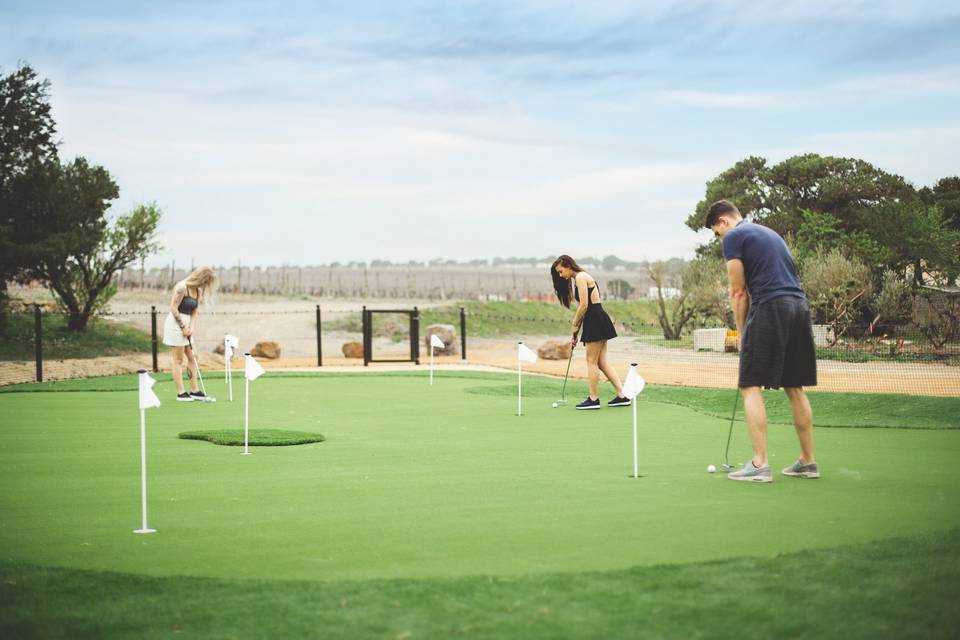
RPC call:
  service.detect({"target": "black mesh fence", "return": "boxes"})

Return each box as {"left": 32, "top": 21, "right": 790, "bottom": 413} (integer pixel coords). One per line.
{"left": 2, "top": 304, "right": 958, "bottom": 397}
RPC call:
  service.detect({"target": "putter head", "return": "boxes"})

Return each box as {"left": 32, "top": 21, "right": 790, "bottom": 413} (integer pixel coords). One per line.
{"left": 720, "top": 463, "right": 739, "bottom": 471}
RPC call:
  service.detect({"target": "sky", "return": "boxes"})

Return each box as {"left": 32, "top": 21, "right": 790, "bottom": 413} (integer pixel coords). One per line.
{"left": 2, "top": 0, "right": 959, "bottom": 267}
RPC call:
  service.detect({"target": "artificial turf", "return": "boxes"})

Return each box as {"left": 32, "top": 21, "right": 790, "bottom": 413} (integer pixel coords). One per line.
{"left": 2, "top": 530, "right": 957, "bottom": 639}
{"left": 1, "top": 371, "right": 958, "bottom": 637}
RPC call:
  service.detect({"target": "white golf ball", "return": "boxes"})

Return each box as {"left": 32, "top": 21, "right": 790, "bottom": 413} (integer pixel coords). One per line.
{"left": 552, "top": 402, "right": 558, "bottom": 408}
{"left": 707, "top": 464, "right": 716, "bottom": 474}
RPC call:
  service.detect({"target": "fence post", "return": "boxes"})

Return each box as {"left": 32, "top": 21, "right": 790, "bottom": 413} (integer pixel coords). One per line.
{"left": 460, "top": 306, "right": 467, "bottom": 360}
{"left": 362, "top": 306, "right": 369, "bottom": 366}
{"left": 316, "top": 304, "right": 322, "bottom": 367}
{"left": 412, "top": 306, "right": 420, "bottom": 365}
{"left": 150, "top": 306, "right": 158, "bottom": 373}
{"left": 33, "top": 304, "right": 42, "bottom": 383}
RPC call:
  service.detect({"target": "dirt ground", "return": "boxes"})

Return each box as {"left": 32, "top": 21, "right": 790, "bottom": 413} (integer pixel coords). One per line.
{"left": 2, "top": 289, "right": 958, "bottom": 397}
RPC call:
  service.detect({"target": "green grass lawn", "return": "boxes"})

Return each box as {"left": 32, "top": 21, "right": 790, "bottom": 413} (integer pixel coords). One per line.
{"left": 0, "top": 312, "right": 161, "bottom": 361}
{"left": 1, "top": 371, "right": 958, "bottom": 637}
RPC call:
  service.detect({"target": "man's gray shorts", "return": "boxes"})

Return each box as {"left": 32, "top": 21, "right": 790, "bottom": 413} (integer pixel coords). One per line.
{"left": 739, "top": 295, "right": 817, "bottom": 389}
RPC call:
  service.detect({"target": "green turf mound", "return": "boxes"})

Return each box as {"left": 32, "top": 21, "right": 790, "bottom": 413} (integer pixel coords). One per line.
{"left": 178, "top": 429, "right": 325, "bottom": 446}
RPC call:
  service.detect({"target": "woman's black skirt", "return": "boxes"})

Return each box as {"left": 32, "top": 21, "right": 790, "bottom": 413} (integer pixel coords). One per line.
{"left": 581, "top": 304, "right": 617, "bottom": 343}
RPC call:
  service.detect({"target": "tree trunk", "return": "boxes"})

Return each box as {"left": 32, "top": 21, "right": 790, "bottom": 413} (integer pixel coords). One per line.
{"left": 67, "top": 311, "right": 90, "bottom": 332}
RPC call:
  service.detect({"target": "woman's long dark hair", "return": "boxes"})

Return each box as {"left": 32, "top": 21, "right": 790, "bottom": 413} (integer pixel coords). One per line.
{"left": 550, "top": 255, "right": 583, "bottom": 309}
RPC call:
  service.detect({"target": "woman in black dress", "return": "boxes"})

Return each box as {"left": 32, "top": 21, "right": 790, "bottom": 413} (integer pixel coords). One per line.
{"left": 551, "top": 255, "right": 629, "bottom": 410}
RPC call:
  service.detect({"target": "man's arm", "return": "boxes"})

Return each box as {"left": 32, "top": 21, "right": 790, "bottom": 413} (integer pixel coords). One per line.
{"left": 726, "top": 259, "right": 749, "bottom": 336}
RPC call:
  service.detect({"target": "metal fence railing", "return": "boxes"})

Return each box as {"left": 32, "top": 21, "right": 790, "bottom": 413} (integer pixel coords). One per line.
{"left": 2, "top": 304, "right": 958, "bottom": 397}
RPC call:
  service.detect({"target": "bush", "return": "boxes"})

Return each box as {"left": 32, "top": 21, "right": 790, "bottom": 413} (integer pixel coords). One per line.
{"left": 801, "top": 248, "right": 873, "bottom": 341}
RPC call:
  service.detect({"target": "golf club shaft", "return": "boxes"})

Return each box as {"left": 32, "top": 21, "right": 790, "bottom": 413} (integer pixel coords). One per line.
{"left": 560, "top": 345, "right": 574, "bottom": 401}
{"left": 188, "top": 338, "right": 207, "bottom": 396}
{"left": 724, "top": 388, "right": 739, "bottom": 466}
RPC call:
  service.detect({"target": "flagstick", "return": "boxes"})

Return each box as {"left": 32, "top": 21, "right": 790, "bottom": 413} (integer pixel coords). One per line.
{"left": 225, "top": 338, "right": 233, "bottom": 402}
{"left": 242, "top": 372, "right": 252, "bottom": 455}
{"left": 430, "top": 344, "right": 434, "bottom": 386}
{"left": 517, "top": 346, "right": 522, "bottom": 417}
{"left": 134, "top": 406, "right": 155, "bottom": 534}
{"left": 632, "top": 398, "right": 639, "bottom": 479}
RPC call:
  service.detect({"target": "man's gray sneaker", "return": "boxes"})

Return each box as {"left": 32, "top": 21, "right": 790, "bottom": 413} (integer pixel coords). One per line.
{"left": 782, "top": 459, "right": 820, "bottom": 479}
{"left": 727, "top": 461, "right": 772, "bottom": 483}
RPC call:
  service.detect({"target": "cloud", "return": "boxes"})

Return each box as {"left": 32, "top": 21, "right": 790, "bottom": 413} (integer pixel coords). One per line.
{"left": 657, "top": 66, "right": 960, "bottom": 110}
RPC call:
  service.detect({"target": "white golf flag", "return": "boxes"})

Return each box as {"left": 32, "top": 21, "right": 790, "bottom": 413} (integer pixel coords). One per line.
{"left": 518, "top": 342, "right": 538, "bottom": 364}
{"left": 224, "top": 334, "right": 239, "bottom": 359}
{"left": 430, "top": 334, "right": 445, "bottom": 349}
{"left": 138, "top": 371, "right": 161, "bottom": 410}
{"left": 244, "top": 353, "right": 265, "bottom": 381}
{"left": 622, "top": 366, "right": 646, "bottom": 399}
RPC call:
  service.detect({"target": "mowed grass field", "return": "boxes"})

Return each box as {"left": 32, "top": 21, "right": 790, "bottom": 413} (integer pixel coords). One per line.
{"left": 1, "top": 371, "right": 959, "bottom": 638}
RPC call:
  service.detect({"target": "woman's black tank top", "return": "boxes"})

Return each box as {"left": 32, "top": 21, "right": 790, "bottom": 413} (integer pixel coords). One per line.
{"left": 178, "top": 289, "right": 198, "bottom": 314}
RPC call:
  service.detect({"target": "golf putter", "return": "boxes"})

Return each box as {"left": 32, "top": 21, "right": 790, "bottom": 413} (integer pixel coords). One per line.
{"left": 187, "top": 337, "right": 216, "bottom": 403}
{"left": 555, "top": 343, "right": 576, "bottom": 406}
{"left": 720, "top": 388, "right": 739, "bottom": 470}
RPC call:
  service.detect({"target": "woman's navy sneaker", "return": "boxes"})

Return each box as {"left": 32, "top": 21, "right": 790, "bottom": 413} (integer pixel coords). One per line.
{"left": 575, "top": 397, "right": 601, "bottom": 410}
{"left": 608, "top": 396, "right": 631, "bottom": 407}
{"left": 190, "top": 391, "right": 207, "bottom": 399}
{"left": 176, "top": 392, "right": 193, "bottom": 402}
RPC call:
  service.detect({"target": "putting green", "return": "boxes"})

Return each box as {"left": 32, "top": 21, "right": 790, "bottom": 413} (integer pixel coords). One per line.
{"left": 1, "top": 372, "right": 958, "bottom": 582}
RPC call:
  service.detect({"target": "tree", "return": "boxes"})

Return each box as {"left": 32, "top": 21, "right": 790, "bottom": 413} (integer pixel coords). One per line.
{"left": 684, "top": 154, "right": 935, "bottom": 271}
{"left": 607, "top": 278, "right": 635, "bottom": 300}
{"left": 920, "top": 176, "right": 960, "bottom": 231}
{"left": 648, "top": 260, "right": 694, "bottom": 340}
{"left": 0, "top": 63, "right": 60, "bottom": 326}
{"left": 601, "top": 255, "right": 626, "bottom": 271}
{"left": 911, "top": 288, "right": 960, "bottom": 351}
{"left": 13, "top": 156, "right": 161, "bottom": 330}
{"left": 800, "top": 247, "right": 874, "bottom": 342}
{"left": 0, "top": 64, "right": 58, "bottom": 193}
{"left": 682, "top": 255, "right": 732, "bottom": 328}
{"left": 862, "top": 200, "right": 960, "bottom": 286}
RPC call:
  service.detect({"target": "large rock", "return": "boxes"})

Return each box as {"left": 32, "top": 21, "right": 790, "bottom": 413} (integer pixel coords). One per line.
{"left": 424, "top": 324, "right": 458, "bottom": 355}
{"left": 251, "top": 341, "right": 281, "bottom": 359}
{"left": 538, "top": 339, "right": 572, "bottom": 360}
{"left": 342, "top": 341, "right": 363, "bottom": 358}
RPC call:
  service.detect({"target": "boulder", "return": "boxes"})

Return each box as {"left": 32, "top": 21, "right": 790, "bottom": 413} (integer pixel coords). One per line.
{"left": 424, "top": 324, "right": 458, "bottom": 355}
{"left": 251, "top": 341, "right": 281, "bottom": 359}
{"left": 538, "top": 339, "right": 572, "bottom": 360}
{"left": 342, "top": 341, "right": 364, "bottom": 358}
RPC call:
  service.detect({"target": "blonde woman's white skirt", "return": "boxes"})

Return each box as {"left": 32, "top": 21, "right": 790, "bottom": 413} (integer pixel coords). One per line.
{"left": 162, "top": 312, "right": 193, "bottom": 347}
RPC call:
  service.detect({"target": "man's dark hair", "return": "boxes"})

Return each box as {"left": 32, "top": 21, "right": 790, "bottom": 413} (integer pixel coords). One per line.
{"left": 704, "top": 199, "right": 741, "bottom": 229}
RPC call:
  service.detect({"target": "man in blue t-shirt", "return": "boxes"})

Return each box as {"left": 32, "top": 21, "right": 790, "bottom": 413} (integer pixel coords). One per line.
{"left": 705, "top": 199, "right": 819, "bottom": 483}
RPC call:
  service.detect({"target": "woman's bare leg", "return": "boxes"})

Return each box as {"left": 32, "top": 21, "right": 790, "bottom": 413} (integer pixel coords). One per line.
{"left": 171, "top": 347, "right": 186, "bottom": 394}
{"left": 585, "top": 341, "right": 602, "bottom": 400}
{"left": 597, "top": 341, "right": 624, "bottom": 396}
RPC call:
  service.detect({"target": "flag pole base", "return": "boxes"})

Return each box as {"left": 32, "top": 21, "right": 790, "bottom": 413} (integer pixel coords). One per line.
{"left": 241, "top": 452, "right": 253, "bottom": 456}
{"left": 627, "top": 475, "right": 644, "bottom": 479}
{"left": 133, "top": 528, "right": 157, "bottom": 534}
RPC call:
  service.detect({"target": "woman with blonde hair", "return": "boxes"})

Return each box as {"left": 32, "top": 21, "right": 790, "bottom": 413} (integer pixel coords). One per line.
{"left": 163, "top": 266, "right": 218, "bottom": 401}
{"left": 551, "top": 255, "right": 629, "bottom": 410}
